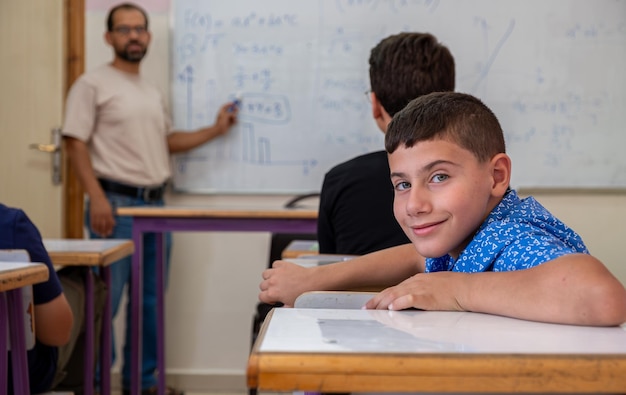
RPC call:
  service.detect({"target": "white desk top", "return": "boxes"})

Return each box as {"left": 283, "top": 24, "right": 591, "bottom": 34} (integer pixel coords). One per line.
{"left": 43, "top": 238, "right": 134, "bottom": 266}
{"left": 43, "top": 238, "right": 130, "bottom": 253}
{"left": 0, "top": 261, "right": 45, "bottom": 272}
{"left": 261, "top": 308, "right": 626, "bottom": 354}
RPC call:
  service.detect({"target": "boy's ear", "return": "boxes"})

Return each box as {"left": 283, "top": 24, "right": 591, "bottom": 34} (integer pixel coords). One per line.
{"left": 491, "top": 153, "right": 512, "bottom": 195}
{"left": 371, "top": 93, "right": 392, "bottom": 132}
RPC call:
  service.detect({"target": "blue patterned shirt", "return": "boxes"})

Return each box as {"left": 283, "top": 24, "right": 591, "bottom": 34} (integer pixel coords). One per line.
{"left": 426, "top": 189, "right": 588, "bottom": 273}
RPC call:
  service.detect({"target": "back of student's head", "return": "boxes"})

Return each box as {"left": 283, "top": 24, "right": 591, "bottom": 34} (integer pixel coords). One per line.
{"left": 369, "top": 32, "right": 455, "bottom": 117}
{"left": 385, "top": 92, "right": 506, "bottom": 162}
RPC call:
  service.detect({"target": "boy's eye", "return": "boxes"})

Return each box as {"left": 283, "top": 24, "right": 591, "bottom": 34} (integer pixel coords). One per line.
{"left": 394, "top": 181, "right": 411, "bottom": 191}
{"left": 431, "top": 174, "right": 449, "bottom": 183}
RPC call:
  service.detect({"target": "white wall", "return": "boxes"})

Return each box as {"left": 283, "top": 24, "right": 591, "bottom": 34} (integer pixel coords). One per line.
{"left": 86, "top": 6, "right": 626, "bottom": 393}
{"left": 163, "top": 193, "right": 289, "bottom": 390}
{"left": 520, "top": 191, "right": 626, "bottom": 285}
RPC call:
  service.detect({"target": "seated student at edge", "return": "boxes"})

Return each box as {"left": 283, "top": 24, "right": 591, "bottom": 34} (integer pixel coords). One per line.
{"left": 1, "top": 203, "right": 74, "bottom": 393}
{"left": 259, "top": 92, "right": 626, "bottom": 327}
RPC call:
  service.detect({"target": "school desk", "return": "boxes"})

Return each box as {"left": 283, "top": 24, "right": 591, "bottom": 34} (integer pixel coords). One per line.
{"left": 281, "top": 239, "right": 319, "bottom": 258}
{"left": 248, "top": 308, "right": 626, "bottom": 393}
{"left": 115, "top": 205, "right": 317, "bottom": 395}
{"left": 43, "top": 238, "right": 135, "bottom": 395}
{"left": 0, "top": 261, "right": 48, "bottom": 395}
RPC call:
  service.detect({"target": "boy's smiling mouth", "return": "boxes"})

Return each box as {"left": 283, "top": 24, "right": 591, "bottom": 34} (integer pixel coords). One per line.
{"left": 410, "top": 220, "right": 445, "bottom": 237}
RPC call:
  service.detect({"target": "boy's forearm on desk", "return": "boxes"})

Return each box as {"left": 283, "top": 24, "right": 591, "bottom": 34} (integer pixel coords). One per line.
{"left": 462, "top": 254, "right": 626, "bottom": 326}
{"left": 312, "top": 244, "right": 421, "bottom": 291}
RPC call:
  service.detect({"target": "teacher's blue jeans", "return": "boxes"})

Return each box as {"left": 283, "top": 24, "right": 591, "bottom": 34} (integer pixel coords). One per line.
{"left": 87, "top": 191, "right": 172, "bottom": 390}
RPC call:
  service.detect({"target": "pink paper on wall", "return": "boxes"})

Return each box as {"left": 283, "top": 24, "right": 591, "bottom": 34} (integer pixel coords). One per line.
{"left": 86, "top": 0, "right": 170, "bottom": 13}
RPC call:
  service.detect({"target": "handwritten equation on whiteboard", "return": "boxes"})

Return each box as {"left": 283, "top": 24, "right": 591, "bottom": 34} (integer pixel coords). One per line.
{"left": 171, "top": 0, "right": 626, "bottom": 192}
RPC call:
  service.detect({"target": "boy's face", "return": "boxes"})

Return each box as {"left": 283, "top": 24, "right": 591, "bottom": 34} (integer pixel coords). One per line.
{"left": 389, "top": 138, "right": 502, "bottom": 259}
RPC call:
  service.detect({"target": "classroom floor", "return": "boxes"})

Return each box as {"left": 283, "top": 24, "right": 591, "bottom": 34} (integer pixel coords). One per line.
{"left": 186, "top": 393, "right": 282, "bottom": 395}
{"left": 108, "top": 391, "right": 283, "bottom": 395}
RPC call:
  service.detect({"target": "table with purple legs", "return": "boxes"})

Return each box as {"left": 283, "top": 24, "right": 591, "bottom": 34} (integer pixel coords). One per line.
{"left": 44, "top": 238, "right": 135, "bottom": 395}
{"left": 115, "top": 205, "right": 317, "bottom": 395}
{"left": 0, "top": 261, "right": 48, "bottom": 395}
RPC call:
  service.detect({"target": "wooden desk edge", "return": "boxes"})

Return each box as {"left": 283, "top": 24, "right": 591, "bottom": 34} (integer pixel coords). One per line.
{"left": 250, "top": 353, "right": 626, "bottom": 392}
{"left": 247, "top": 308, "right": 276, "bottom": 389}
{"left": 0, "top": 264, "right": 49, "bottom": 291}
{"left": 48, "top": 241, "right": 134, "bottom": 266}
{"left": 281, "top": 240, "right": 319, "bottom": 259}
{"left": 100, "top": 241, "right": 135, "bottom": 265}
{"left": 281, "top": 250, "right": 316, "bottom": 259}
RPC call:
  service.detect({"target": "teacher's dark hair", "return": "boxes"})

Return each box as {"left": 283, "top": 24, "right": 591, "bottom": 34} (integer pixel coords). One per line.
{"left": 107, "top": 2, "right": 149, "bottom": 32}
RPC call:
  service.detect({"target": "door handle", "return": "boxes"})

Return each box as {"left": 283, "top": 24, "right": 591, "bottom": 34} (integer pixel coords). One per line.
{"left": 29, "top": 127, "right": 62, "bottom": 185}
{"left": 29, "top": 143, "right": 59, "bottom": 153}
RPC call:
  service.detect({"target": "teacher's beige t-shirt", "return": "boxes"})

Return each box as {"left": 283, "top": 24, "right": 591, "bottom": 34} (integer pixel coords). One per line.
{"left": 63, "top": 64, "right": 173, "bottom": 187}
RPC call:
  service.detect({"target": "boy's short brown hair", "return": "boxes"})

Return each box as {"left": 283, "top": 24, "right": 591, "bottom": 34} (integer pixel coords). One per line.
{"left": 385, "top": 92, "right": 506, "bottom": 162}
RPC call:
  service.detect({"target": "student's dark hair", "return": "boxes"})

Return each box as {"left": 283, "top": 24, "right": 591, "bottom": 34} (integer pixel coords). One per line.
{"left": 385, "top": 92, "right": 506, "bottom": 162}
{"left": 107, "top": 2, "right": 149, "bottom": 32}
{"left": 369, "top": 32, "right": 455, "bottom": 117}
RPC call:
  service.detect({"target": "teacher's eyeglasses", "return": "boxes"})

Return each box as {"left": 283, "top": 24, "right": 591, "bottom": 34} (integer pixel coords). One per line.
{"left": 112, "top": 25, "right": 148, "bottom": 36}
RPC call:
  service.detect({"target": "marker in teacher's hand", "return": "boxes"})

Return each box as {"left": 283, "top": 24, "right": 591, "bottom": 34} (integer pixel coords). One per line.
{"left": 229, "top": 92, "right": 242, "bottom": 112}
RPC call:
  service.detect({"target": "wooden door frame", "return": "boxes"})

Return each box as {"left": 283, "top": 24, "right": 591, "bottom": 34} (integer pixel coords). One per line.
{"left": 64, "top": 0, "right": 85, "bottom": 238}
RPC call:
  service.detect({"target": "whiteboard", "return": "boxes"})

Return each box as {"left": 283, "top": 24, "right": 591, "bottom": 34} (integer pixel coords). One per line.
{"left": 171, "top": 0, "right": 626, "bottom": 193}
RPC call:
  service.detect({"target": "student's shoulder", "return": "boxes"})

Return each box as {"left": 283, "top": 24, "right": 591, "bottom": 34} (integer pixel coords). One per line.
{"left": 0, "top": 204, "right": 37, "bottom": 248}
{"left": 0, "top": 203, "right": 22, "bottom": 229}
{"left": 479, "top": 192, "right": 587, "bottom": 254}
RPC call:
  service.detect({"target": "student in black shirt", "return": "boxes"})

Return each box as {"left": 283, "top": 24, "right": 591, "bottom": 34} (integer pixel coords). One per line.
{"left": 317, "top": 32, "right": 456, "bottom": 255}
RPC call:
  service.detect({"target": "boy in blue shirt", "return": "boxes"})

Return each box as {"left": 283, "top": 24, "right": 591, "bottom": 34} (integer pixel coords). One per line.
{"left": 259, "top": 92, "right": 626, "bottom": 326}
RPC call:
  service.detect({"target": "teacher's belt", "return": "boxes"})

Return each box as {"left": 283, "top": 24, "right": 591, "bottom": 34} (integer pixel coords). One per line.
{"left": 98, "top": 178, "right": 166, "bottom": 203}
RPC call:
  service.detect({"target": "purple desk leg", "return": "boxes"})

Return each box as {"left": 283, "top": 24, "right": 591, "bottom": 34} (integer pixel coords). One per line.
{"left": 84, "top": 272, "right": 94, "bottom": 395}
{"left": 100, "top": 267, "right": 112, "bottom": 395}
{"left": 131, "top": 225, "right": 144, "bottom": 395}
{"left": 156, "top": 232, "right": 165, "bottom": 395}
{"left": 7, "top": 288, "right": 30, "bottom": 395}
{"left": 0, "top": 293, "right": 8, "bottom": 395}
{"left": 129, "top": 215, "right": 318, "bottom": 395}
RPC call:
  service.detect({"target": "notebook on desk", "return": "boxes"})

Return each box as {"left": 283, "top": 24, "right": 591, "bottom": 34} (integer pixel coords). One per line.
{"left": 286, "top": 254, "right": 357, "bottom": 267}
{"left": 281, "top": 239, "right": 319, "bottom": 259}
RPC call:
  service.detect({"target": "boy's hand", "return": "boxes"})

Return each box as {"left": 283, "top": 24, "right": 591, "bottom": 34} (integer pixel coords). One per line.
{"left": 365, "top": 271, "right": 470, "bottom": 311}
{"left": 259, "top": 260, "right": 314, "bottom": 307}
